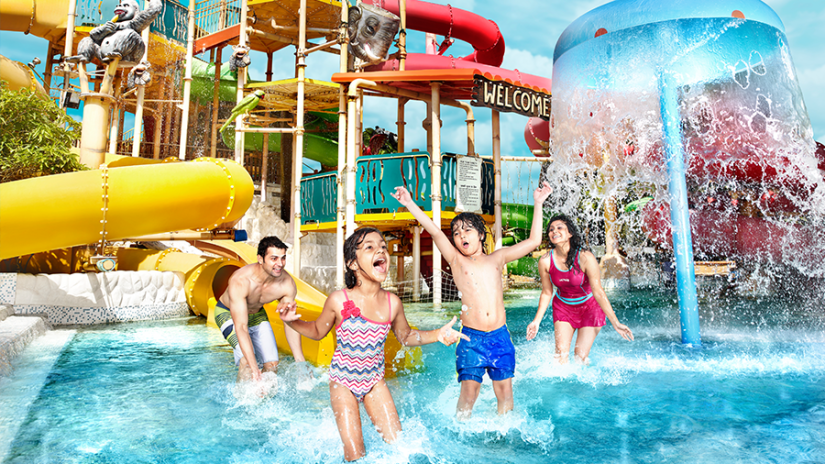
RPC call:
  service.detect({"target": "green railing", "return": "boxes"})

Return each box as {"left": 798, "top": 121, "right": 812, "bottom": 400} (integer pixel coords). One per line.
{"left": 76, "top": 0, "right": 188, "bottom": 45}
{"left": 300, "top": 172, "right": 337, "bottom": 224}
{"left": 299, "top": 152, "right": 496, "bottom": 224}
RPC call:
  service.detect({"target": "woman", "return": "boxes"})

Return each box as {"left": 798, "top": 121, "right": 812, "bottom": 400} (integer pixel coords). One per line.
{"left": 526, "top": 214, "right": 634, "bottom": 363}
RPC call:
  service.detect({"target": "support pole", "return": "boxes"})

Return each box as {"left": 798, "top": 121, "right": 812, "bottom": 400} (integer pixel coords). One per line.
{"left": 431, "top": 82, "right": 442, "bottom": 307}
{"left": 151, "top": 113, "right": 161, "bottom": 159}
{"left": 399, "top": 0, "right": 406, "bottom": 71}
{"left": 210, "top": 47, "right": 222, "bottom": 158}
{"left": 262, "top": 133, "right": 269, "bottom": 202}
{"left": 492, "top": 110, "right": 502, "bottom": 250}
{"left": 291, "top": 0, "right": 307, "bottom": 280}
{"left": 234, "top": 0, "right": 249, "bottom": 164}
{"left": 397, "top": 98, "right": 406, "bottom": 152}
{"left": 61, "top": 0, "right": 77, "bottom": 108}
{"left": 178, "top": 0, "right": 197, "bottom": 160}
{"left": 131, "top": 26, "right": 151, "bottom": 157}
{"left": 412, "top": 225, "right": 421, "bottom": 301}
{"left": 346, "top": 90, "right": 357, "bottom": 237}
{"left": 336, "top": 3, "right": 349, "bottom": 289}
{"left": 659, "top": 72, "right": 701, "bottom": 346}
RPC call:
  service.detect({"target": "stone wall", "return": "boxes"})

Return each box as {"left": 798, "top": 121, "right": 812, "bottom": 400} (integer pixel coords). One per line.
{"left": 4, "top": 271, "right": 189, "bottom": 325}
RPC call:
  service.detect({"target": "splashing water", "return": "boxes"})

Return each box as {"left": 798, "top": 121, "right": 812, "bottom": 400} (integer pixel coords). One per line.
{"left": 1, "top": 288, "right": 823, "bottom": 463}
{"left": 546, "top": 1, "right": 825, "bottom": 281}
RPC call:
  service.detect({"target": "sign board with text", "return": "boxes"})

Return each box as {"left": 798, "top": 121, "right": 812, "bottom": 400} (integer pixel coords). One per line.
{"left": 456, "top": 155, "right": 482, "bottom": 213}
{"left": 471, "top": 74, "right": 551, "bottom": 120}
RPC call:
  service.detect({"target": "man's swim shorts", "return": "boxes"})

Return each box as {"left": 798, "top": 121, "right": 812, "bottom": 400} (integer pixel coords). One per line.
{"left": 455, "top": 325, "right": 515, "bottom": 383}
{"left": 214, "top": 301, "right": 279, "bottom": 366}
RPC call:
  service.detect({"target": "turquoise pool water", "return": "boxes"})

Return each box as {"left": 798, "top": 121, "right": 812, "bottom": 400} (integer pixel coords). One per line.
{"left": 1, "top": 288, "right": 824, "bottom": 463}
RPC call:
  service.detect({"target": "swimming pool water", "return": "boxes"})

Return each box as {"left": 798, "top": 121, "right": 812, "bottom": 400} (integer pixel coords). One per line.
{"left": 1, "top": 288, "right": 824, "bottom": 463}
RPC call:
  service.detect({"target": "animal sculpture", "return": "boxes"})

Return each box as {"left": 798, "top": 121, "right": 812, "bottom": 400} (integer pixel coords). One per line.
{"left": 126, "top": 61, "right": 152, "bottom": 89}
{"left": 220, "top": 90, "right": 266, "bottom": 134}
{"left": 228, "top": 44, "right": 251, "bottom": 73}
{"left": 347, "top": 4, "right": 400, "bottom": 64}
{"left": 68, "top": 0, "right": 162, "bottom": 65}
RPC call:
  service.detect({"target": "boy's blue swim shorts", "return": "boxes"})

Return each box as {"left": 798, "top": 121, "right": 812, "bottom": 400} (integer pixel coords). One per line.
{"left": 455, "top": 325, "right": 515, "bottom": 383}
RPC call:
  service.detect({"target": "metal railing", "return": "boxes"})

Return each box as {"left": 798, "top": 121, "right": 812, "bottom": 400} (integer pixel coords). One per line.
{"left": 194, "top": 0, "right": 241, "bottom": 41}
{"left": 299, "top": 152, "right": 497, "bottom": 224}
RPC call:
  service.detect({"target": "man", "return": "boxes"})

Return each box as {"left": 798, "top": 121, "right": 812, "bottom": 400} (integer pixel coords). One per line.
{"left": 215, "top": 236, "right": 305, "bottom": 383}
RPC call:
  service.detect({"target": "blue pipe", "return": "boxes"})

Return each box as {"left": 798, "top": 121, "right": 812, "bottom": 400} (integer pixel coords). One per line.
{"left": 658, "top": 71, "right": 702, "bottom": 346}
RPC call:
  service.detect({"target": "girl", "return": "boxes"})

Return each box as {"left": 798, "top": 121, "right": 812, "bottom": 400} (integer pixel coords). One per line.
{"left": 526, "top": 214, "right": 634, "bottom": 363}
{"left": 279, "top": 227, "right": 467, "bottom": 461}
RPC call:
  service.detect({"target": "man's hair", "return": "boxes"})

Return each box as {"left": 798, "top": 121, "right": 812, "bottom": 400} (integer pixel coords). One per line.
{"left": 450, "top": 212, "right": 488, "bottom": 254}
{"left": 257, "top": 236, "right": 288, "bottom": 258}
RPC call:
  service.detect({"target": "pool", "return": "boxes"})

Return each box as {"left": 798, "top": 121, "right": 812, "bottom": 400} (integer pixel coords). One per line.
{"left": 2, "top": 287, "right": 824, "bottom": 463}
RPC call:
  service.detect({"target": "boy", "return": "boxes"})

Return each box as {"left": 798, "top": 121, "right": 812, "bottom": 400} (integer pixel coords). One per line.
{"left": 391, "top": 182, "right": 552, "bottom": 418}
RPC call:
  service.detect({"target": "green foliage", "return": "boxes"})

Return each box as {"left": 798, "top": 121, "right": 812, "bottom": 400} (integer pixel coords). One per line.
{"left": 0, "top": 82, "right": 84, "bottom": 183}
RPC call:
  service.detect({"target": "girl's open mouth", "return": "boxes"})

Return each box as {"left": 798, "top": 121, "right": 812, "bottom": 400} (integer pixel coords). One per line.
{"left": 373, "top": 256, "right": 387, "bottom": 274}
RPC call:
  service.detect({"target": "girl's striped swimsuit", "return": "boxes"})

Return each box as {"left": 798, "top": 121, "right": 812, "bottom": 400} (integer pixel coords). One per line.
{"left": 328, "top": 290, "right": 392, "bottom": 402}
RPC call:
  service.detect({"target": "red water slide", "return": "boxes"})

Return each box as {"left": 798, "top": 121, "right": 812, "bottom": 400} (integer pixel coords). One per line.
{"left": 363, "top": 0, "right": 552, "bottom": 93}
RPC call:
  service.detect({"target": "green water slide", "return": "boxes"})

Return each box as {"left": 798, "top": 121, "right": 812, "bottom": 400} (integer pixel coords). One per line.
{"left": 501, "top": 202, "right": 544, "bottom": 277}
{"left": 190, "top": 59, "right": 339, "bottom": 166}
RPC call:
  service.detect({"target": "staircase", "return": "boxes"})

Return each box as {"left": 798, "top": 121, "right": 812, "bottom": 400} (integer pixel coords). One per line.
{"left": 0, "top": 305, "right": 47, "bottom": 377}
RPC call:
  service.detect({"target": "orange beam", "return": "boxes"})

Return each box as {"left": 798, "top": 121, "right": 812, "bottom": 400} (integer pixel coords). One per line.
{"left": 194, "top": 24, "right": 240, "bottom": 54}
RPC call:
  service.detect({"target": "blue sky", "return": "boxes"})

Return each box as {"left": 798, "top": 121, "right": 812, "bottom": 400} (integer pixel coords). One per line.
{"left": 1, "top": 0, "right": 823, "bottom": 160}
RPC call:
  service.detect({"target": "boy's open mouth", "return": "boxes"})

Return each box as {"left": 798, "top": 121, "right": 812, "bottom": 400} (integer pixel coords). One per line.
{"left": 373, "top": 256, "right": 387, "bottom": 274}
{"left": 462, "top": 241, "right": 470, "bottom": 249}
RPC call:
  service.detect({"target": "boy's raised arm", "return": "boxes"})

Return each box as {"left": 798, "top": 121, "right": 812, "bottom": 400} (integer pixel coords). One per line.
{"left": 391, "top": 186, "right": 457, "bottom": 263}
{"left": 498, "top": 181, "right": 553, "bottom": 264}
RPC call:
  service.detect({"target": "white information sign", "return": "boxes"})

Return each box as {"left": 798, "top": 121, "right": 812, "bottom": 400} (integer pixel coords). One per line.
{"left": 456, "top": 155, "right": 482, "bottom": 213}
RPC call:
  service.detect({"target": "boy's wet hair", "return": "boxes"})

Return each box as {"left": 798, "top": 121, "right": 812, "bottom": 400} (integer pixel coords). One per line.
{"left": 344, "top": 227, "right": 384, "bottom": 289}
{"left": 450, "top": 212, "right": 488, "bottom": 254}
{"left": 545, "top": 214, "right": 586, "bottom": 271}
{"left": 258, "top": 236, "right": 288, "bottom": 258}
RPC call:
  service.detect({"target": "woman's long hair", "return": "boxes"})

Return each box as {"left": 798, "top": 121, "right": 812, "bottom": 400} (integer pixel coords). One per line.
{"left": 546, "top": 214, "right": 586, "bottom": 271}
{"left": 344, "top": 227, "right": 383, "bottom": 289}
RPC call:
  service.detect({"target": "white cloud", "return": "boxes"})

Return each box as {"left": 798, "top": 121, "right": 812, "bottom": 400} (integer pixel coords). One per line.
{"left": 500, "top": 48, "right": 553, "bottom": 81}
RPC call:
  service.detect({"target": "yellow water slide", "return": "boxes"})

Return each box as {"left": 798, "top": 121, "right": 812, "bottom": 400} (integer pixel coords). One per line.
{"left": 0, "top": 0, "right": 68, "bottom": 41}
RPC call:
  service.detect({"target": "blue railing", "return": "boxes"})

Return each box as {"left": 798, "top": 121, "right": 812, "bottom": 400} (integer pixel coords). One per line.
{"left": 76, "top": 0, "right": 188, "bottom": 45}
{"left": 300, "top": 152, "right": 496, "bottom": 224}
{"left": 300, "top": 172, "right": 338, "bottom": 224}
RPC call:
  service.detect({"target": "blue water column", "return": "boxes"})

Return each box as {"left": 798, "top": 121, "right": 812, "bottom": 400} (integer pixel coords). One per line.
{"left": 658, "top": 71, "right": 701, "bottom": 346}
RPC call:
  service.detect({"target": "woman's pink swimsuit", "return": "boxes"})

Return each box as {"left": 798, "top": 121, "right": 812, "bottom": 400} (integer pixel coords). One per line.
{"left": 549, "top": 249, "right": 606, "bottom": 329}
{"left": 328, "top": 290, "right": 392, "bottom": 402}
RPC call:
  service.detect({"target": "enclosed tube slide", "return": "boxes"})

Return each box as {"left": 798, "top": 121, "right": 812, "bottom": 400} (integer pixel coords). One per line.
{"left": 0, "top": 157, "right": 253, "bottom": 260}
{"left": 363, "top": 0, "right": 551, "bottom": 92}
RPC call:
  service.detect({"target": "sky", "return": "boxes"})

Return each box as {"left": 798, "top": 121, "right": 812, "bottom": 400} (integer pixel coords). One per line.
{"left": 1, "top": 0, "right": 823, "bottom": 161}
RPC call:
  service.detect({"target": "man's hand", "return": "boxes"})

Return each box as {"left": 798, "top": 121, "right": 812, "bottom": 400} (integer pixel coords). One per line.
{"left": 533, "top": 181, "right": 553, "bottom": 204}
{"left": 437, "top": 316, "right": 470, "bottom": 346}
{"left": 391, "top": 186, "right": 414, "bottom": 207}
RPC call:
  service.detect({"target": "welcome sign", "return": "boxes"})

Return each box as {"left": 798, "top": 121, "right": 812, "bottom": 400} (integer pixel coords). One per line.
{"left": 471, "top": 74, "right": 551, "bottom": 120}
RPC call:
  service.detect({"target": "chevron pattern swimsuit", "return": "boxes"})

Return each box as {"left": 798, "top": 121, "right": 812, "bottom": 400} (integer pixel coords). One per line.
{"left": 328, "top": 290, "right": 392, "bottom": 402}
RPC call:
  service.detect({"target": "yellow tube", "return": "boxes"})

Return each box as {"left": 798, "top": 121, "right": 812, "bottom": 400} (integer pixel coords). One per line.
{"left": 0, "top": 157, "right": 253, "bottom": 260}
{"left": 0, "top": 55, "right": 47, "bottom": 96}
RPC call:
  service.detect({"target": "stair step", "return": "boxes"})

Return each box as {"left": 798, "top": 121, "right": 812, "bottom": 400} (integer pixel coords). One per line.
{"left": 0, "top": 316, "right": 47, "bottom": 377}
{"left": 0, "top": 305, "right": 11, "bottom": 323}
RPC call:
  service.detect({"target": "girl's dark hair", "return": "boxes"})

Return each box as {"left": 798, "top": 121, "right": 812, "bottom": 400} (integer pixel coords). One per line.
{"left": 450, "top": 212, "right": 488, "bottom": 254}
{"left": 546, "top": 214, "right": 586, "bottom": 271}
{"left": 344, "top": 227, "right": 383, "bottom": 289}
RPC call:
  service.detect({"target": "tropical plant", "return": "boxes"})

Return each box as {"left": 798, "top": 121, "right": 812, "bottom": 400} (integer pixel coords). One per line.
{"left": 0, "top": 82, "right": 84, "bottom": 183}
